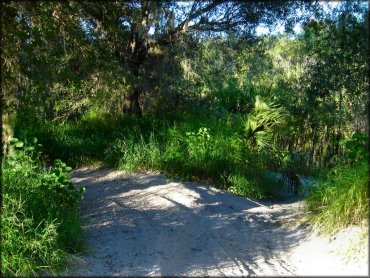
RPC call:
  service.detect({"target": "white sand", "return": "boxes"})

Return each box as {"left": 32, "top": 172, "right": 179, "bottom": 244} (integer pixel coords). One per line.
{"left": 58, "top": 167, "right": 368, "bottom": 276}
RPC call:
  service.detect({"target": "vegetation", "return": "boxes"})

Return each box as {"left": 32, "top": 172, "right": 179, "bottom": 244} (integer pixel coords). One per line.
{"left": 307, "top": 132, "right": 369, "bottom": 235}
{"left": 2, "top": 138, "right": 84, "bottom": 276}
{"left": 2, "top": 0, "right": 368, "bottom": 275}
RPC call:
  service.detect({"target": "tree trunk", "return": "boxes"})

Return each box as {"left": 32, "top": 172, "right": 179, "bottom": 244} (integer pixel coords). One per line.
{"left": 2, "top": 112, "right": 14, "bottom": 156}
{"left": 334, "top": 87, "right": 343, "bottom": 156}
{"left": 122, "top": 26, "right": 147, "bottom": 117}
{"left": 123, "top": 87, "right": 142, "bottom": 117}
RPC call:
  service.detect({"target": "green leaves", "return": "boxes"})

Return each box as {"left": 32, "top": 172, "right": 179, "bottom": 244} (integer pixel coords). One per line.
{"left": 352, "top": 132, "right": 368, "bottom": 143}
{"left": 15, "top": 141, "right": 24, "bottom": 148}
{"left": 53, "top": 159, "right": 72, "bottom": 172}
{"left": 185, "top": 127, "right": 211, "bottom": 159}
{"left": 345, "top": 132, "right": 368, "bottom": 162}
{"left": 6, "top": 138, "right": 42, "bottom": 170}
{"left": 2, "top": 135, "right": 85, "bottom": 276}
{"left": 243, "top": 95, "right": 287, "bottom": 152}
{"left": 65, "top": 166, "right": 73, "bottom": 172}
{"left": 10, "top": 138, "right": 24, "bottom": 148}
{"left": 5, "top": 136, "right": 82, "bottom": 203}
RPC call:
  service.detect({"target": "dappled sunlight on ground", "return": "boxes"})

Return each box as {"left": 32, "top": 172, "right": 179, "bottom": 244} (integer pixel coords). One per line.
{"left": 57, "top": 167, "right": 368, "bottom": 276}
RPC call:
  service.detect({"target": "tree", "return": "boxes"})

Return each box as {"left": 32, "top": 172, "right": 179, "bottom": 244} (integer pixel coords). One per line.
{"left": 2, "top": 1, "right": 318, "bottom": 118}
{"left": 299, "top": 1, "right": 368, "bottom": 162}
{"left": 76, "top": 0, "right": 314, "bottom": 115}
{"left": 2, "top": 2, "right": 100, "bottom": 120}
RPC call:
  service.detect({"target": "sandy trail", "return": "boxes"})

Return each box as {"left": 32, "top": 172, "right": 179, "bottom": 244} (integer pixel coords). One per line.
{"left": 59, "top": 167, "right": 368, "bottom": 276}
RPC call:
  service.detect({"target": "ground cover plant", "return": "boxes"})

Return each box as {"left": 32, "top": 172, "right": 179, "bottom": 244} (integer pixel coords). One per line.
{"left": 306, "top": 133, "right": 369, "bottom": 235}
{"left": 15, "top": 101, "right": 288, "bottom": 200}
{"left": 2, "top": 138, "right": 84, "bottom": 276}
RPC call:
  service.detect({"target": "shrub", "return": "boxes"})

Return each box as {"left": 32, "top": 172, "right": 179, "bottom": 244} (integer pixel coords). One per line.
{"left": 2, "top": 138, "right": 84, "bottom": 276}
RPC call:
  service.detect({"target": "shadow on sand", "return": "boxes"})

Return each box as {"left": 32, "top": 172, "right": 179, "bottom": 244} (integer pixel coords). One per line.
{"left": 60, "top": 167, "right": 309, "bottom": 276}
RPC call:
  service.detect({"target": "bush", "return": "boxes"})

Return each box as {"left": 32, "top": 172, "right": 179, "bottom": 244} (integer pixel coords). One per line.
{"left": 2, "top": 138, "right": 84, "bottom": 276}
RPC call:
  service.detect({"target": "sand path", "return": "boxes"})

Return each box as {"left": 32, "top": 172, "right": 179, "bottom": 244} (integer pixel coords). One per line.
{"left": 59, "top": 167, "right": 368, "bottom": 276}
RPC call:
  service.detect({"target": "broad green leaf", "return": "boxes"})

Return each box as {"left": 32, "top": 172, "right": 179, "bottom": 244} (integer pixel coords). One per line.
{"left": 15, "top": 141, "right": 24, "bottom": 148}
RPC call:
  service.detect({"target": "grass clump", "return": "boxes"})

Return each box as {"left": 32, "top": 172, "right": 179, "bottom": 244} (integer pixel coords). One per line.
{"left": 2, "top": 138, "right": 84, "bottom": 276}
{"left": 113, "top": 134, "right": 162, "bottom": 171}
{"left": 225, "top": 174, "right": 264, "bottom": 199}
{"left": 306, "top": 132, "right": 369, "bottom": 235}
{"left": 2, "top": 196, "right": 64, "bottom": 276}
{"left": 306, "top": 161, "right": 369, "bottom": 235}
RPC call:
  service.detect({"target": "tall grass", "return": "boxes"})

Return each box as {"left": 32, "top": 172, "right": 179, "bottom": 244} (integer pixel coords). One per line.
{"left": 15, "top": 109, "right": 286, "bottom": 200}
{"left": 2, "top": 138, "right": 84, "bottom": 276}
{"left": 2, "top": 196, "right": 64, "bottom": 276}
{"left": 306, "top": 161, "right": 369, "bottom": 234}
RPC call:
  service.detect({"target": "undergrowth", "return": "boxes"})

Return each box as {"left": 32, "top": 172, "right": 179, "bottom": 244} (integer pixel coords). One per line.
{"left": 306, "top": 133, "right": 369, "bottom": 235}
{"left": 13, "top": 108, "right": 369, "bottom": 246}
{"left": 307, "top": 161, "right": 368, "bottom": 235}
{"left": 15, "top": 109, "right": 286, "bottom": 200}
{"left": 2, "top": 138, "right": 84, "bottom": 276}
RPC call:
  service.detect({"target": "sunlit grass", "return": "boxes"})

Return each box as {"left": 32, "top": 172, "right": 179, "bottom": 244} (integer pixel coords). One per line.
{"left": 306, "top": 161, "right": 369, "bottom": 235}
{"left": 2, "top": 139, "right": 84, "bottom": 276}
{"left": 14, "top": 110, "right": 288, "bottom": 200}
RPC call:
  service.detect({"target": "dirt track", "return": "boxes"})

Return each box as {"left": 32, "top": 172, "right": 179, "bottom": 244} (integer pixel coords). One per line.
{"left": 59, "top": 167, "right": 368, "bottom": 276}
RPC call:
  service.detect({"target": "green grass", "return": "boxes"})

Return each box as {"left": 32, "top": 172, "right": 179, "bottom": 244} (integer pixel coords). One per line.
{"left": 2, "top": 138, "right": 84, "bottom": 276}
{"left": 14, "top": 109, "right": 286, "bottom": 200}
{"left": 225, "top": 173, "right": 265, "bottom": 199}
{"left": 306, "top": 161, "right": 369, "bottom": 235}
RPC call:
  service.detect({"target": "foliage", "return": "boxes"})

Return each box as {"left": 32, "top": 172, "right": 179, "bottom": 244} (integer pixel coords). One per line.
{"left": 306, "top": 132, "right": 369, "bottom": 235}
{"left": 226, "top": 174, "right": 264, "bottom": 199}
{"left": 4, "top": 1, "right": 369, "bottom": 261}
{"left": 16, "top": 112, "right": 289, "bottom": 199}
{"left": 344, "top": 132, "right": 369, "bottom": 163}
{"left": 185, "top": 127, "right": 211, "bottom": 159}
{"left": 2, "top": 138, "right": 84, "bottom": 276}
{"left": 2, "top": 196, "right": 64, "bottom": 276}
{"left": 243, "top": 95, "right": 287, "bottom": 153}
{"left": 306, "top": 161, "right": 369, "bottom": 235}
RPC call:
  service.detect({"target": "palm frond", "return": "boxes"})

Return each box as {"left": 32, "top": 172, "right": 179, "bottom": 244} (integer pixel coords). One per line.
{"left": 244, "top": 95, "right": 287, "bottom": 152}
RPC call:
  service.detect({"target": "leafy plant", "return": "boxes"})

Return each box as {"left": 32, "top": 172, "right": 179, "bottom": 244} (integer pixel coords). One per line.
{"left": 6, "top": 137, "right": 42, "bottom": 168}
{"left": 185, "top": 127, "right": 211, "bottom": 159}
{"left": 345, "top": 132, "right": 368, "bottom": 163}
{"left": 243, "top": 95, "right": 286, "bottom": 152}
{"left": 2, "top": 137, "right": 84, "bottom": 276}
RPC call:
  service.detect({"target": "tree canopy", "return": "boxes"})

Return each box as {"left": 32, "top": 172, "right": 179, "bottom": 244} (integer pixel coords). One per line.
{"left": 2, "top": 0, "right": 368, "bottom": 169}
